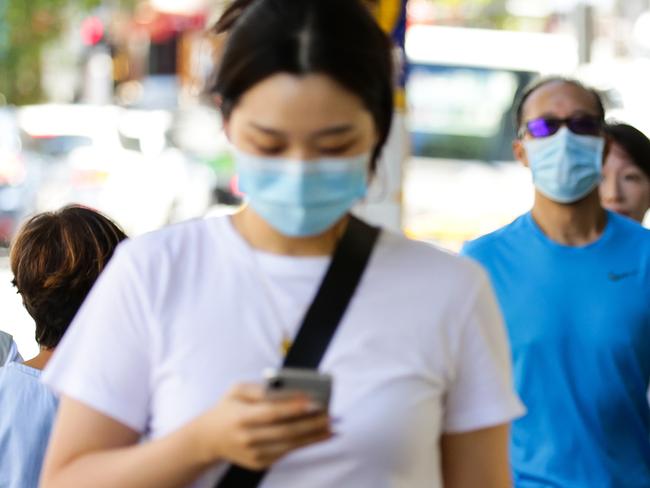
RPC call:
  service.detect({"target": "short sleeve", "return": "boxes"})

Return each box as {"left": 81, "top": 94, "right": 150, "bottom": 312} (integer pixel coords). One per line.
{"left": 42, "top": 244, "right": 153, "bottom": 433}
{"left": 442, "top": 269, "right": 525, "bottom": 433}
{"left": 0, "top": 332, "right": 21, "bottom": 366}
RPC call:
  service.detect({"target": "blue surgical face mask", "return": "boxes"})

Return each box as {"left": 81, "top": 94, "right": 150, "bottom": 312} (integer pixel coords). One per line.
{"left": 524, "top": 126, "right": 605, "bottom": 204}
{"left": 234, "top": 148, "right": 369, "bottom": 237}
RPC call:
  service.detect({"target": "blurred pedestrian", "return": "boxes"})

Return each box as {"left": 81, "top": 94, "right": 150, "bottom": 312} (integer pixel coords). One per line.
{"left": 600, "top": 122, "right": 650, "bottom": 223}
{"left": 39, "top": 1, "right": 523, "bottom": 487}
{"left": 462, "top": 77, "right": 650, "bottom": 487}
{"left": 0, "top": 206, "right": 126, "bottom": 488}
{"left": 0, "top": 330, "right": 21, "bottom": 366}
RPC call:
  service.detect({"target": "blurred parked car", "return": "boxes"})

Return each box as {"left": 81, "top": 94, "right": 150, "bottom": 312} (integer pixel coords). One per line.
{"left": 116, "top": 108, "right": 217, "bottom": 223}
{"left": 0, "top": 108, "right": 45, "bottom": 246}
{"left": 170, "top": 104, "right": 242, "bottom": 207}
{"left": 18, "top": 104, "right": 215, "bottom": 236}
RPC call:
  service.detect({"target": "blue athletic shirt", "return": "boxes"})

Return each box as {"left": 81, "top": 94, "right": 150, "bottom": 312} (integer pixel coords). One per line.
{"left": 461, "top": 211, "right": 650, "bottom": 488}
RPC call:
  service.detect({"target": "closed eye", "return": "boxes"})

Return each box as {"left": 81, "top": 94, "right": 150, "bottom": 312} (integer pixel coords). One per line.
{"left": 253, "top": 144, "right": 285, "bottom": 155}
{"left": 623, "top": 173, "right": 643, "bottom": 183}
{"left": 318, "top": 140, "right": 358, "bottom": 156}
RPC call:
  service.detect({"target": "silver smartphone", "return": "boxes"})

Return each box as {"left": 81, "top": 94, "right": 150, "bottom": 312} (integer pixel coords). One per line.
{"left": 264, "top": 367, "right": 332, "bottom": 411}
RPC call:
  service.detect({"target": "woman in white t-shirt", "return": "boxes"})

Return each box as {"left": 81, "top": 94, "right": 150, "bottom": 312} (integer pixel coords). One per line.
{"left": 40, "top": 1, "right": 523, "bottom": 487}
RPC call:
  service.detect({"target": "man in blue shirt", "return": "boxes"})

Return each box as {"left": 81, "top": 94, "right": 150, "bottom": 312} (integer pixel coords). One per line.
{"left": 462, "top": 77, "right": 650, "bottom": 487}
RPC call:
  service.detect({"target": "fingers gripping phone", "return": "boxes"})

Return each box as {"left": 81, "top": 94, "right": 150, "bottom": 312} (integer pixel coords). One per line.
{"left": 264, "top": 368, "right": 332, "bottom": 412}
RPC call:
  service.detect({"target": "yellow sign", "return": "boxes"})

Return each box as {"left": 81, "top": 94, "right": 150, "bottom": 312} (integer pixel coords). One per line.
{"left": 376, "top": 0, "right": 403, "bottom": 35}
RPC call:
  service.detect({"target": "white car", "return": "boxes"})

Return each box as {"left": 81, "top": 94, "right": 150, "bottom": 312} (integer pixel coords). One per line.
{"left": 18, "top": 104, "right": 214, "bottom": 236}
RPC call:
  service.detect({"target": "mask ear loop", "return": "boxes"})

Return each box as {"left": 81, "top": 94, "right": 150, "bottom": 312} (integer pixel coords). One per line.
{"left": 363, "top": 151, "right": 390, "bottom": 204}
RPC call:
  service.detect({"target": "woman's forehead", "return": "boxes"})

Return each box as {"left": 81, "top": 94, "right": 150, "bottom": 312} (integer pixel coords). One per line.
{"left": 608, "top": 142, "right": 640, "bottom": 168}
{"left": 230, "top": 73, "right": 373, "bottom": 134}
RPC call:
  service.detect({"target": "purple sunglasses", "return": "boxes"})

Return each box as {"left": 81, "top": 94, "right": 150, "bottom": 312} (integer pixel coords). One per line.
{"left": 520, "top": 116, "right": 602, "bottom": 138}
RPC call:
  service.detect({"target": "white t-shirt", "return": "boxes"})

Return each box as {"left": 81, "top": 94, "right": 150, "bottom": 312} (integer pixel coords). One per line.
{"left": 43, "top": 216, "right": 523, "bottom": 488}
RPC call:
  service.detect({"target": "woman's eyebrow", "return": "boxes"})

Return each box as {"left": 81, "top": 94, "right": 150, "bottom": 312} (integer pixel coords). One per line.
{"left": 249, "top": 122, "right": 356, "bottom": 138}
{"left": 249, "top": 122, "right": 286, "bottom": 137}
{"left": 312, "top": 124, "right": 355, "bottom": 138}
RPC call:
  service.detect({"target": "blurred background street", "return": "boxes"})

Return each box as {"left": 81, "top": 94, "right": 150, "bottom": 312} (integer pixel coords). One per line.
{"left": 3, "top": 0, "right": 650, "bottom": 354}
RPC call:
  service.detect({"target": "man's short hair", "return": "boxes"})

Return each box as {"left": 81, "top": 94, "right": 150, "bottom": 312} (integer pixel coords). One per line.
{"left": 514, "top": 76, "right": 606, "bottom": 135}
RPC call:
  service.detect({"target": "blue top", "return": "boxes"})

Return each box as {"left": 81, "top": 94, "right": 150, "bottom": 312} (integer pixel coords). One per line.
{"left": 462, "top": 211, "right": 650, "bottom": 488}
{"left": 0, "top": 362, "right": 59, "bottom": 488}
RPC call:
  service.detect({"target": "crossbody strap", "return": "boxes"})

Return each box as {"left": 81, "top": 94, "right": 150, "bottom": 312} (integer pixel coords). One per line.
{"left": 215, "top": 215, "right": 381, "bottom": 488}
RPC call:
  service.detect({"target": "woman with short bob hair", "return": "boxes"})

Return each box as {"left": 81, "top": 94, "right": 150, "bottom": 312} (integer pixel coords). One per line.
{"left": 0, "top": 205, "right": 126, "bottom": 488}
{"left": 600, "top": 122, "right": 650, "bottom": 223}
{"left": 40, "top": 1, "right": 523, "bottom": 487}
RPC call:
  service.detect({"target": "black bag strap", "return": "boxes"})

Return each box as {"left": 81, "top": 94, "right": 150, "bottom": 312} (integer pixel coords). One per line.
{"left": 215, "top": 215, "right": 381, "bottom": 488}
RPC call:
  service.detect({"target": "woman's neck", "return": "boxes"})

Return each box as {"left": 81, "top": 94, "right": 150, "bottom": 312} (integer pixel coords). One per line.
{"left": 23, "top": 347, "right": 54, "bottom": 371}
{"left": 231, "top": 207, "right": 348, "bottom": 256}
{"left": 531, "top": 190, "right": 608, "bottom": 246}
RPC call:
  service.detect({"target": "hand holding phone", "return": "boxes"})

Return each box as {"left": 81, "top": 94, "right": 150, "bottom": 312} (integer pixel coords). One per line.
{"left": 189, "top": 382, "right": 333, "bottom": 470}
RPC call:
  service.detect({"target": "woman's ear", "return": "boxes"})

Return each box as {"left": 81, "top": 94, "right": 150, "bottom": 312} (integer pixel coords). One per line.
{"left": 212, "top": 92, "right": 223, "bottom": 108}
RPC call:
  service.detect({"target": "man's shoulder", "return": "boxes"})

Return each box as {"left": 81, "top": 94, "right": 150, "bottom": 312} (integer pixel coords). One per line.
{"left": 461, "top": 213, "right": 530, "bottom": 259}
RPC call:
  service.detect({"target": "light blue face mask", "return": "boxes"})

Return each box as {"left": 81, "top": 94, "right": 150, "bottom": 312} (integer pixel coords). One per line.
{"left": 235, "top": 149, "right": 369, "bottom": 237}
{"left": 524, "top": 126, "right": 605, "bottom": 204}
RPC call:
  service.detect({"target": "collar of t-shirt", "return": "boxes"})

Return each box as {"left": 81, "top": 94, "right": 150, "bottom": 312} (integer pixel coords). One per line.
{"left": 524, "top": 210, "right": 617, "bottom": 252}
{"left": 217, "top": 216, "right": 332, "bottom": 341}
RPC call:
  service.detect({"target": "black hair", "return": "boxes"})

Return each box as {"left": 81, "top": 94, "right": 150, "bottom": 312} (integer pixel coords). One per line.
{"left": 604, "top": 122, "right": 650, "bottom": 179}
{"left": 514, "top": 76, "right": 605, "bottom": 135}
{"left": 209, "top": 0, "right": 394, "bottom": 170}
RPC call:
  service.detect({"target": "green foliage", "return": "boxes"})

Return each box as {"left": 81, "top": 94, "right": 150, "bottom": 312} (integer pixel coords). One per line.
{"left": 0, "top": 0, "right": 113, "bottom": 105}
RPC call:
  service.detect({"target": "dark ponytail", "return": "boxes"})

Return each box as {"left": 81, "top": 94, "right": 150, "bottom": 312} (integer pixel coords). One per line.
{"left": 209, "top": 0, "right": 394, "bottom": 169}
